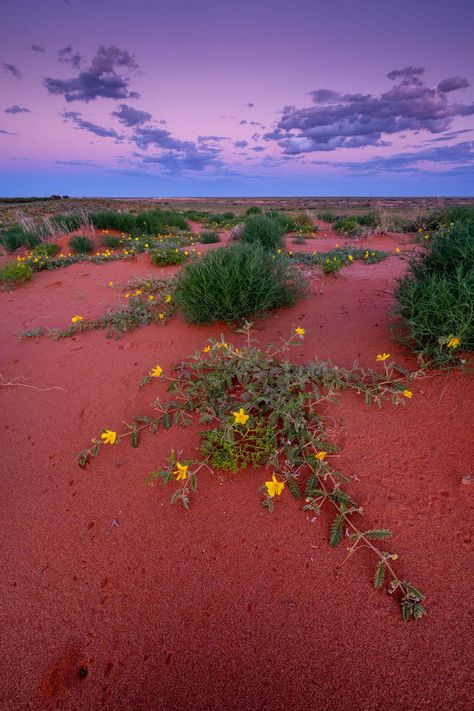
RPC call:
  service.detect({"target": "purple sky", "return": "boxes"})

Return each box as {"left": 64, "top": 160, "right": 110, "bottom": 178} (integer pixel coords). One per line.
{"left": 1, "top": 0, "right": 473, "bottom": 196}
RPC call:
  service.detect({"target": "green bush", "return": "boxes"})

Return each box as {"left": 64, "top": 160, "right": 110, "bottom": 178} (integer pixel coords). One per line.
{"left": 0, "top": 262, "right": 33, "bottom": 287}
{"left": 174, "top": 243, "right": 305, "bottom": 324}
{"left": 424, "top": 205, "right": 474, "bottom": 231}
{"left": 101, "top": 234, "right": 121, "bottom": 248}
{"left": 317, "top": 212, "right": 338, "bottom": 223}
{"left": 245, "top": 206, "right": 262, "bottom": 215}
{"left": 32, "top": 242, "right": 60, "bottom": 257}
{"left": 333, "top": 217, "right": 362, "bottom": 237}
{"left": 69, "top": 235, "right": 94, "bottom": 254}
{"left": 357, "top": 212, "right": 378, "bottom": 227}
{"left": 199, "top": 231, "right": 220, "bottom": 244}
{"left": 266, "top": 211, "right": 297, "bottom": 233}
{"left": 150, "top": 246, "right": 187, "bottom": 266}
{"left": 240, "top": 214, "right": 286, "bottom": 250}
{"left": 395, "top": 221, "right": 474, "bottom": 364}
{"left": 1, "top": 225, "right": 41, "bottom": 251}
{"left": 89, "top": 209, "right": 188, "bottom": 236}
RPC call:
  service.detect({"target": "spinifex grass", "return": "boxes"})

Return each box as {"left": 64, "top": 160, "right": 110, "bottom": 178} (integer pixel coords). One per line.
{"left": 78, "top": 325, "right": 426, "bottom": 621}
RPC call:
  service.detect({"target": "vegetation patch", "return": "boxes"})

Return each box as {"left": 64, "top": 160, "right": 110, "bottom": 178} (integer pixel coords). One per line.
{"left": 174, "top": 243, "right": 305, "bottom": 324}
{"left": 293, "top": 246, "right": 388, "bottom": 274}
{"left": 78, "top": 326, "right": 426, "bottom": 621}
{"left": 199, "top": 231, "right": 220, "bottom": 244}
{"left": 240, "top": 214, "right": 287, "bottom": 250}
{"left": 0, "top": 262, "right": 33, "bottom": 288}
{"left": 69, "top": 235, "right": 94, "bottom": 254}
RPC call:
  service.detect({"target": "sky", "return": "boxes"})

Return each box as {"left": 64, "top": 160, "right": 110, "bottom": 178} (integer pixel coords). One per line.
{"left": 1, "top": 0, "right": 473, "bottom": 197}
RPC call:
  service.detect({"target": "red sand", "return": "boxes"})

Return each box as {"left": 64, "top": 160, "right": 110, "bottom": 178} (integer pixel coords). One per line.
{"left": 1, "top": 232, "right": 473, "bottom": 710}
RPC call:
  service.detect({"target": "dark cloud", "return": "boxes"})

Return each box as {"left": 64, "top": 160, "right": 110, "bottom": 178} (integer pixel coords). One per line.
{"left": 55, "top": 159, "right": 100, "bottom": 167}
{"left": 0, "top": 128, "right": 17, "bottom": 135}
{"left": 247, "top": 102, "right": 255, "bottom": 108}
{"left": 30, "top": 44, "right": 45, "bottom": 53}
{"left": 112, "top": 103, "right": 152, "bottom": 127}
{"left": 131, "top": 126, "right": 224, "bottom": 173}
{"left": 264, "top": 67, "right": 474, "bottom": 154}
{"left": 197, "top": 135, "right": 229, "bottom": 142}
{"left": 58, "top": 45, "right": 82, "bottom": 69}
{"left": 234, "top": 140, "right": 248, "bottom": 148}
{"left": 5, "top": 105, "right": 30, "bottom": 114}
{"left": 61, "top": 110, "right": 123, "bottom": 139}
{"left": 132, "top": 126, "right": 193, "bottom": 152}
{"left": 437, "top": 76, "right": 469, "bottom": 93}
{"left": 44, "top": 45, "right": 139, "bottom": 102}
{"left": 252, "top": 146, "right": 265, "bottom": 152}
{"left": 239, "top": 120, "right": 247, "bottom": 125}
{"left": 3, "top": 63, "right": 23, "bottom": 79}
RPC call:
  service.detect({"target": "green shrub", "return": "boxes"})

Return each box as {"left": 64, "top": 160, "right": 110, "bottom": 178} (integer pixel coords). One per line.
{"left": 150, "top": 246, "right": 187, "bottom": 266}
{"left": 294, "top": 214, "right": 316, "bottom": 233}
{"left": 174, "top": 243, "right": 305, "bottom": 324}
{"left": 89, "top": 209, "right": 188, "bottom": 235}
{"left": 32, "top": 242, "right": 60, "bottom": 257}
{"left": 394, "top": 221, "right": 474, "bottom": 364}
{"left": 1, "top": 225, "right": 41, "bottom": 251}
{"left": 265, "top": 211, "right": 297, "bottom": 233}
{"left": 240, "top": 214, "right": 286, "bottom": 250}
{"left": 333, "top": 217, "right": 362, "bottom": 237}
{"left": 424, "top": 205, "right": 474, "bottom": 231}
{"left": 357, "top": 212, "right": 378, "bottom": 227}
{"left": 199, "top": 231, "right": 220, "bottom": 244}
{"left": 101, "top": 234, "right": 121, "bottom": 248}
{"left": 69, "top": 235, "right": 94, "bottom": 254}
{"left": 317, "top": 212, "right": 338, "bottom": 223}
{"left": 0, "top": 262, "right": 33, "bottom": 287}
{"left": 245, "top": 206, "right": 262, "bottom": 215}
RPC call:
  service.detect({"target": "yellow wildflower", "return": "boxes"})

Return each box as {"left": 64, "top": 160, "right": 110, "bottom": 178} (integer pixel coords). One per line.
{"left": 203, "top": 345, "right": 211, "bottom": 352}
{"left": 232, "top": 408, "right": 249, "bottom": 425}
{"left": 101, "top": 429, "right": 117, "bottom": 445}
{"left": 315, "top": 451, "right": 327, "bottom": 461}
{"left": 107, "top": 281, "right": 114, "bottom": 287}
{"left": 174, "top": 462, "right": 188, "bottom": 480}
{"left": 165, "top": 294, "right": 172, "bottom": 304}
{"left": 403, "top": 389, "right": 413, "bottom": 399}
{"left": 71, "top": 315, "right": 84, "bottom": 323}
{"left": 150, "top": 365, "right": 163, "bottom": 378}
{"left": 148, "top": 295, "right": 155, "bottom": 301}
{"left": 159, "top": 313, "right": 165, "bottom": 319}
{"left": 265, "top": 474, "right": 285, "bottom": 498}
{"left": 395, "top": 247, "right": 401, "bottom": 253}
{"left": 348, "top": 255, "right": 353, "bottom": 261}
{"left": 124, "top": 293, "right": 130, "bottom": 299}
{"left": 447, "top": 337, "right": 460, "bottom": 349}
{"left": 375, "top": 353, "right": 390, "bottom": 362}
{"left": 295, "top": 326, "right": 305, "bottom": 337}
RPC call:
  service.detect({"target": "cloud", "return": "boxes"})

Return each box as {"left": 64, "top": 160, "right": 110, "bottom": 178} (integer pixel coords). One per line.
{"left": 58, "top": 45, "right": 82, "bottom": 69}
{"left": 252, "top": 146, "right": 265, "bottom": 152}
{"left": 0, "top": 128, "right": 17, "bottom": 135}
{"left": 30, "top": 44, "right": 45, "bottom": 53}
{"left": 3, "top": 63, "right": 23, "bottom": 79}
{"left": 111, "top": 103, "right": 152, "bottom": 127}
{"left": 131, "top": 125, "right": 225, "bottom": 173}
{"left": 55, "top": 159, "right": 100, "bottom": 167}
{"left": 44, "top": 45, "right": 139, "bottom": 102}
{"left": 437, "top": 76, "right": 470, "bottom": 93}
{"left": 264, "top": 67, "right": 474, "bottom": 154}
{"left": 234, "top": 140, "right": 248, "bottom": 148}
{"left": 61, "top": 110, "right": 123, "bottom": 139}
{"left": 5, "top": 105, "right": 30, "bottom": 114}
{"left": 247, "top": 102, "right": 255, "bottom": 108}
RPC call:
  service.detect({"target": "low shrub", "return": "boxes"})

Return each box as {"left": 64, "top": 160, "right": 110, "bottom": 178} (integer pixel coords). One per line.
{"left": 317, "top": 212, "right": 338, "bottom": 223}
{"left": 32, "top": 242, "right": 60, "bottom": 257}
{"left": 199, "top": 231, "right": 220, "bottom": 244}
{"left": 333, "top": 217, "right": 362, "bottom": 237}
{"left": 0, "top": 262, "right": 33, "bottom": 287}
{"left": 1, "top": 225, "right": 41, "bottom": 251}
{"left": 424, "top": 205, "right": 474, "bottom": 231}
{"left": 150, "top": 246, "right": 187, "bottom": 266}
{"left": 245, "top": 206, "right": 262, "bottom": 215}
{"left": 174, "top": 243, "right": 305, "bottom": 324}
{"left": 394, "top": 220, "right": 474, "bottom": 364}
{"left": 101, "top": 234, "right": 121, "bottom": 248}
{"left": 240, "top": 214, "right": 286, "bottom": 250}
{"left": 69, "top": 235, "right": 94, "bottom": 254}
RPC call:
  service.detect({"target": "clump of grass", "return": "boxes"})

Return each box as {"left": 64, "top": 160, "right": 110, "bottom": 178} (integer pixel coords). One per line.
{"left": 150, "top": 246, "right": 187, "bottom": 266}
{"left": 317, "top": 212, "right": 338, "bottom": 223}
{"left": 89, "top": 209, "right": 188, "bottom": 235}
{"left": 240, "top": 214, "right": 286, "bottom": 250}
{"left": 199, "top": 231, "right": 220, "bottom": 244}
{"left": 101, "top": 234, "right": 121, "bottom": 248}
{"left": 1, "top": 225, "right": 41, "bottom": 251}
{"left": 174, "top": 243, "right": 305, "bottom": 324}
{"left": 245, "top": 206, "right": 262, "bottom": 215}
{"left": 293, "top": 246, "right": 388, "bottom": 274}
{"left": 333, "top": 216, "right": 363, "bottom": 237}
{"left": 69, "top": 235, "right": 93, "bottom": 254}
{"left": 0, "top": 261, "right": 33, "bottom": 287}
{"left": 32, "top": 242, "right": 60, "bottom": 258}
{"left": 394, "top": 220, "right": 474, "bottom": 364}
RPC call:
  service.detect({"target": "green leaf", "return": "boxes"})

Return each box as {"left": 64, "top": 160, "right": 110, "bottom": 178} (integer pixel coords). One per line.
{"left": 374, "top": 561, "right": 386, "bottom": 589}
{"left": 131, "top": 430, "right": 139, "bottom": 448}
{"left": 190, "top": 474, "right": 197, "bottom": 492}
{"left": 163, "top": 412, "right": 171, "bottom": 429}
{"left": 364, "top": 529, "right": 391, "bottom": 540}
{"left": 287, "top": 477, "right": 301, "bottom": 500}
{"left": 329, "top": 514, "right": 344, "bottom": 547}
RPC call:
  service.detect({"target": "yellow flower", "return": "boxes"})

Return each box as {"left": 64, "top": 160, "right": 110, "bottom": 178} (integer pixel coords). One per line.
{"left": 277, "top": 248, "right": 282, "bottom": 254}
{"left": 348, "top": 254, "right": 353, "bottom": 261}
{"left": 447, "top": 336, "right": 460, "bottom": 349}
{"left": 107, "top": 281, "right": 114, "bottom": 287}
{"left": 295, "top": 326, "right": 305, "bottom": 337}
{"left": 165, "top": 294, "right": 172, "bottom": 303}
{"left": 424, "top": 234, "right": 430, "bottom": 240}
{"left": 174, "top": 462, "right": 188, "bottom": 480}
{"left": 335, "top": 243, "right": 340, "bottom": 248}
{"left": 124, "top": 293, "right": 130, "bottom": 299}
{"left": 71, "top": 315, "right": 83, "bottom": 323}
{"left": 150, "top": 365, "right": 163, "bottom": 378}
{"left": 148, "top": 295, "right": 155, "bottom": 301}
{"left": 159, "top": 312, "right": 165, "bottom": 319}
{"left": 265, "top": 474, "right": 285, "bottom": 498}
{"left": 315, "top": 451, "right": 327, "bottom": 461}
{"left": 184, "top": 250, "right": 189, "bottom": 256}
{"left": 375, "top": 353, "right": 390, "bottom": 362}
{"left": 101, "top": 429, "right": 117, "bottom": 445}
{"left": 232, "top": 408, "right": 249, "bottom": 425}
{"left": 395, "top": 247, "right": 401, "bottom": 253}
{"left": 403, "top": 389, "right": 413, "bottom": 399}
{"left": 133, "top": 289, "right": 142, "bottom": 296}
{"left": 203, "top": 345, "right": 211, "bottom": 352}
